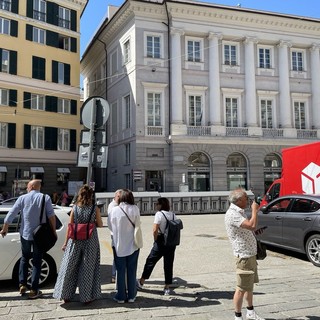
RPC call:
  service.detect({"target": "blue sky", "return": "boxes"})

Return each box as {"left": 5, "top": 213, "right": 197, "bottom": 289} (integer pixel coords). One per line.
{"left": 81, "top": 0, "right": 320, "bottom": 57}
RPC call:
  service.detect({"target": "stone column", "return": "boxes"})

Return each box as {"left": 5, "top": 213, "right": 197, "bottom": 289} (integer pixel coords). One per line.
{"left": 244, "top": 37, "right": 258, "bottom": 127}
{"left": 170, "top": 27, "right": 184, "bottom": 124}
{"left": 208, "top": 32, "right": 222, "bottom": 126}
{"left": 310, "top": 44, "right": 320, "bottom": 129}
{"left": 278, "top": 40, "right": 292, "bottom": 128}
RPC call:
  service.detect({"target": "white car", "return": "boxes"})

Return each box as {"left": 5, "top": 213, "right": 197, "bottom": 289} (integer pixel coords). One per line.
{"left": 0, "top": 204, "right": 70, "bottom": 286}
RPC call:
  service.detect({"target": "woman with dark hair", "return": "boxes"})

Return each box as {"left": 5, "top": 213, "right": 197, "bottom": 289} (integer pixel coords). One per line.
{"left": 108, "top": 189, "right": 141, "bottom": 303}
{"left": 53, "top": 184, "right": 103, "bottom": 304}
{"left": 137, "top": 197, "right": 178, "bottom": 296}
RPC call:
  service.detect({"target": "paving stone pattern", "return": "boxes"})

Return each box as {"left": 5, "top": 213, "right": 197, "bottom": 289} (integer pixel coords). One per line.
{"left": 1, "top": 215, "right": 320, "bottom": 320}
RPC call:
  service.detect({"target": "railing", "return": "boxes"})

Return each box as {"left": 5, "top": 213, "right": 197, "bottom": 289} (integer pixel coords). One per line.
{"left": 144, "top": 126, "right": 318, "bottom": 139}
{"left": 147, "top": 126, "right": 163, "bottom": 136}
{"left": 96, "top": 190, "right": 253, "bottom": 216}
{"left": 187, "top": 126, "right": 211, "bottom": 136}
{"left": 58, "top": 18, "right": 71, "bottom": 29}
{"left": 33, "top": 10, "right": 46, "bottom": 22}
{"left": 226, "top": 127, "right": 248, "bottom": 136}
{"left": 297, "top": 129, "right": 317, "bottom": 139}
{"left": 262, "top": 128, "right": 284, "bottom": 138}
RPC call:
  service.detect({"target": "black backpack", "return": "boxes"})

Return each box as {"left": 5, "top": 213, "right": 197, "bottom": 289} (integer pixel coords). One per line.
{"left": 160, "top": 211, "right": 183, "bottom": 246}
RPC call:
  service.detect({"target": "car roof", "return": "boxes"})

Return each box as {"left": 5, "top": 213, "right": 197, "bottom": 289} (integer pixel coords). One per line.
{"left": 0, "top": 197, "right": 19, "bottom": 205}
{"left": 276, "top": 194, "right": 320, "bottom": 200}
{"left": 0, "top": 204, "right": 71, "bottom": 217}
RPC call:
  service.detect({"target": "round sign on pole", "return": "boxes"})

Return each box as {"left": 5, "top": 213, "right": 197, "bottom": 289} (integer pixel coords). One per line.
{"left": 81, "top": 96, "right": 110, "bottom": 129}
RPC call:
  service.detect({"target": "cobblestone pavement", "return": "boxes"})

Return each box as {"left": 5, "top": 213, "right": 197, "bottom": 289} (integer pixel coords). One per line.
{"left": 1, "top": 214, "right": 320, "bottom": 320}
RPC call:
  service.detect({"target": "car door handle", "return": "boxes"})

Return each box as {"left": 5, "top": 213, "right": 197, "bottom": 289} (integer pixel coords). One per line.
{"left": 275, "top": 216, "right": 282, "bottom": 220}
{"left": 303, "top": 217, "right": 312, "bottom": 221}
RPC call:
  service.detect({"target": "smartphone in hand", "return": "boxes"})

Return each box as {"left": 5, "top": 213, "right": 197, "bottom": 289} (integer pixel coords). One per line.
{"left": 255, "top": 226, "right": 268, "bottom": 235}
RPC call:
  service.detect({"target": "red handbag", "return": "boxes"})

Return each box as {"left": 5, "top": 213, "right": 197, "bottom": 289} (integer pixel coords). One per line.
{"left": 67, "top": 205, "right": 95, "bottom": 240}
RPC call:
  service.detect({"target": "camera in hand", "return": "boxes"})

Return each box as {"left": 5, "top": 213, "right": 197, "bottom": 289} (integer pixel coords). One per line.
{"left": 254, "top": 195, "right": 262, "bottom": 205}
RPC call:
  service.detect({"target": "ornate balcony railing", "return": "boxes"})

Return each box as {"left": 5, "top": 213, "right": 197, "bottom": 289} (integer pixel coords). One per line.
{"left": 147, "top": 126, "right": 163, "bottom": 136}
{"left": 297, "top": 129, "right": 317, "bottom": 139}
{"left": 226, "top": 127, "right": 248, "bottom": 137}
{"left": 262, "top": 128, "right": 284, "bottom": 138}
{"left": 187, "top": 126, "right": 211, "bottom": 136}
{"left": 145, "top": 126, "right": 318, "bottom": 139}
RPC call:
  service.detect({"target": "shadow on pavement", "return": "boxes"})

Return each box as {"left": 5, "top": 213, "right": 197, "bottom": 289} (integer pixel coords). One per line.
{"left": 265, "top": 244, "right": 309, "bottom": 263}
{"left": 60, "top": 290, "right": 225, "bottom": 310}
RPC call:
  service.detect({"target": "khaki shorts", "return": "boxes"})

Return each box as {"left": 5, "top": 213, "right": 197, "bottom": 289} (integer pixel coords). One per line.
{"left": 235, "top": 256, "right": 259, "bottom": 292}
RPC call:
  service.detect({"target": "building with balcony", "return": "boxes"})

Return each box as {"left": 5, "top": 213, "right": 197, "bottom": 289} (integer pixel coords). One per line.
{"left": 81, "top": 0, "right": 320, "bottom": 196}
{"left": 0, "top": 0, "right": 87, "bottom": 197}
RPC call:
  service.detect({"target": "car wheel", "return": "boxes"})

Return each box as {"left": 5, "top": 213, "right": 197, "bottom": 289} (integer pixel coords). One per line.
{"left": 12, "top": 254, "right": 57, "bottom": 287}
{"left": 306, "top": 234, "right": 320, "bottom": 267}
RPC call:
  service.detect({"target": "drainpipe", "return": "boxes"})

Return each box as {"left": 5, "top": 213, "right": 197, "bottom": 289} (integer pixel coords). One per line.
{"left": 164, "top": 0, "right": 172, "bottom": 191}
{"left": 96, "top": 38, "right": 108, "bottom": 191}
{"left": 164, "top": 0, "right": 171, "bottom": 135}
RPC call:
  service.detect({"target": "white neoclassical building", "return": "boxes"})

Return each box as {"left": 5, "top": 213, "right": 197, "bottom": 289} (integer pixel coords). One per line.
{"left": 81, "top": 0, "right": 320, "bottom": 196}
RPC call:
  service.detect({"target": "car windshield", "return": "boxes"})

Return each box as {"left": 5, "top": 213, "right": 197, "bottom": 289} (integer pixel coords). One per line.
{"left": 0, "top": 210, "right": 63, "bottom": 233}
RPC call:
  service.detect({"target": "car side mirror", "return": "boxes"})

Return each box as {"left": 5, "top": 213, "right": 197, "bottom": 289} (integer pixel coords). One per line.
{"left": 260, "top": 206, "right": 267, "bottom": 213}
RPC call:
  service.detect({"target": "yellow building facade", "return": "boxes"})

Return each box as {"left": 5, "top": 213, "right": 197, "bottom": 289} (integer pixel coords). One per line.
{"left": 0, "top": 0, "right": 87, "bottom": 199}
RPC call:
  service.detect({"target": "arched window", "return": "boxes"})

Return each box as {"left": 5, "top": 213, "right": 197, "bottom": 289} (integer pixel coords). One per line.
{"left": 187, "top": 152, "right": 210, "bottom": 191}
{"left": 188, "top": 152, "right": 210, "bottom": 167}
{"left": 226, "top": 152, "right": 248, "bottom": 190}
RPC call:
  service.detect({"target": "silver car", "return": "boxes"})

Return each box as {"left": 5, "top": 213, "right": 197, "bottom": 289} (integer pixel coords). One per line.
{"left": 258, "top": 194, "right": 320, "bottom": 267}
{"left": 0, "top": 204, "right": 70, "bottom": 286}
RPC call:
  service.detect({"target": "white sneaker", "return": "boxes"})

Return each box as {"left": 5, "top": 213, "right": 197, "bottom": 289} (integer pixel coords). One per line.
{"left": 113, "top": 297, "right": 125, "bottom": 304}
{"left": 164, "top": 288, "right": 174, "bottom": 296}
{"left": 246, "top": 310, "right": 265, "bottom": 320}
{"left": 235, "top": 316, "right": 243, "bottom": 320}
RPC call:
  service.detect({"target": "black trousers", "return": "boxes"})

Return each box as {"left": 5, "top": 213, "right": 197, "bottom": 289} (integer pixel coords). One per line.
{"left": 141, "top": 234, "right": 176, "bottom": 285}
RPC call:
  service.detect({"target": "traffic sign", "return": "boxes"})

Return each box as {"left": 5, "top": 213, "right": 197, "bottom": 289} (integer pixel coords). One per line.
{"left": 81, "top": 96, "right": 110, "bottom": 129}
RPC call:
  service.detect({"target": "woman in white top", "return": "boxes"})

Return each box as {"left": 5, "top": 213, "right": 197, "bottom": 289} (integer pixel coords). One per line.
{"left": 137, "top": 197, "right": 177, "bottom": 296}
{"left": 108, "top": 189, "right": 141, "bottom": 303}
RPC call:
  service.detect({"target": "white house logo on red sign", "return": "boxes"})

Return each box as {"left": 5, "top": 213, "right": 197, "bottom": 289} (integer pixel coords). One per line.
{"left": 301, "top": 162, "right": 320, "bottom": 194}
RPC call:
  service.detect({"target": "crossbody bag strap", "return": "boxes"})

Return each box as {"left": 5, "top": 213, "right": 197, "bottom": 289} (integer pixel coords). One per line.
{"left": 160, "top": 211, "right": 169, "bottom": 234}
{"left": 73, "top": 205, "right": 78, "bottom": 239}
{"left": 120, "top": 206, "right": 135, "bottom": 228}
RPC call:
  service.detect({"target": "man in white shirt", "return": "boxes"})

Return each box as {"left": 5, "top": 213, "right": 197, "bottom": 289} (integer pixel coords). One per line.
{"left": 225, "top": 188, "right": 265, "bottom": 320}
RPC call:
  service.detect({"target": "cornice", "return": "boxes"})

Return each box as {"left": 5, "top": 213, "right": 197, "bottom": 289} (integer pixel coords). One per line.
{"left": 53, "top": 0, "right": 87, "bottom": 11}
{"left": 166, "top": 3, "right": 320, "bottom": 35}
{"left": 83, "top": 0, "right": 320, "bottom": 66}
{"left": 98, "top": 2, "right": 166, "bottom": 43}
{"left": 96, "top": 0, "right": 320, "bottom": 47}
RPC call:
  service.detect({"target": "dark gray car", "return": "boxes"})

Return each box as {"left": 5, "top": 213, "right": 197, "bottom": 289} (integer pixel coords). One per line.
{"left": 258, "top": 194, "right": 320, "bottom": 267}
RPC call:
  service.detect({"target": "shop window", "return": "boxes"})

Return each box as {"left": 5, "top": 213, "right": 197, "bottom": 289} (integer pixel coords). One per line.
{"left": 30, "top": 167, "right": 44, "bottom": 181}
{"left": 0, "top": 166, "right": 6, "bottom": 186}
{"left": 57, "top": 168, "right": 70, "bottom": 185}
